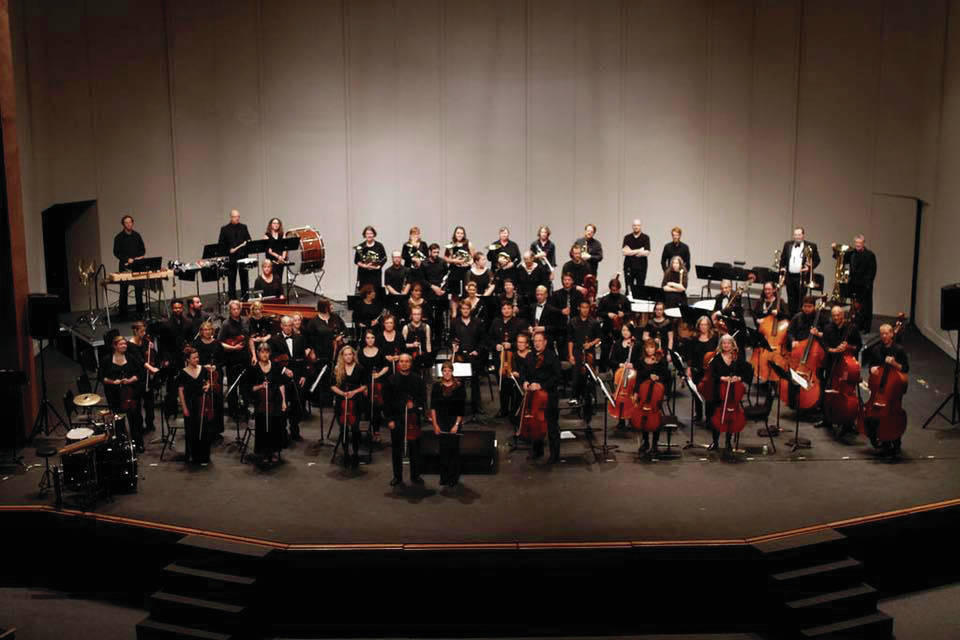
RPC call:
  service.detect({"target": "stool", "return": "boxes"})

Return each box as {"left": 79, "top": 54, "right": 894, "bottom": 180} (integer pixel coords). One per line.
{"left": 656, "top": 415, "right": 682, "bottom": 459}
{"left": 36, "top": 446, "right": 57, "bottom": 496}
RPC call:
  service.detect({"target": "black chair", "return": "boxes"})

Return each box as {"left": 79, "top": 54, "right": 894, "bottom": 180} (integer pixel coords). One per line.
{"left": 742, "top": 390, "right": 776, "bottom": 453}
{"left": 655, "top": 415, "right": 682, "bottom": 459}
{"left": 36, "top": 446, "right": 57, "bottom": 496}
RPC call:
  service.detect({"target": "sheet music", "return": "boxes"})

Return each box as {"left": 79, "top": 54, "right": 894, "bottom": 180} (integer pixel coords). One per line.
{"left": 789, "top": 367, "right": 809, "bottom": 390}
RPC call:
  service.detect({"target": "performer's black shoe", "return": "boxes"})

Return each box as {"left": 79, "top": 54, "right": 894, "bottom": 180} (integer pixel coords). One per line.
{"left": 639, "top": 439, "right": 649, "bottom": 452}
{"left": 411, "top": 475, "right": 424, "bottom": 484}
{"left": 707, "top": 441, "right": 719, "bottom": 451}
{"left": 390, "top": 477, "right": 402, "bottom": 486}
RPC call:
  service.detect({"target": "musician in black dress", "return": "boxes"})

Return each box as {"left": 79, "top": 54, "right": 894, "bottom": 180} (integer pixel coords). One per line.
{"left": 567, "top": 300, "right": 602, "bottom": 417}
{"left": 269, "top": 316, "right": 312, "bottom": 442}
{"left": 609, "top": 325, "right": 640, "bottom": 431}
{"left": 244, "top": 343, "right": 287, "bottom": 463}
{"left": 597, "top": 276, "right": 631, "bottom": 371}
{"left": 401, "top": 226, "right": 430, "bottom": 269}
{"left": 530, "top": 226, "right": 557, "bottom": 284}
{"left": 112, "top": 214, "right": 146, "bottom": 319}
{"left": 708, "top": 334, "right": 753, "bottom": 453}
{"left": 634, "top": 339, "right": 671, "bottom": 454}
{"left": 526, "top": 331, "right": 562, "bottom": 462}
{"left": 128, "top": 321, "right": 159, "bottom": 433}
{"left": 359, "top": 329, "right": 389, "bottom": 442}
{"left": 842, "top": 234, "right": 877, "bottom": 333}
{"left": 431, "top": 362, "right": 466, "bottom": 487}
{"left": 863, "top": 323, "right": 909, "bottom": 453}
{"left": 401, "top": 306, "right": 433, "bottom": 372}
{"left": 660, "top": 226, "right": 691, "bottom": 274}
{"left": 192, "top": 321, "right": 224, "bottom": 436}
{"left": 562, "top": 244, "right": 591, "bottom": 295}
{"left": 254, "top": 259, "right": 284, "bottom": 299}
{"left": 622, "top": 219, "right": 651, "bottom": 299}
{"left": 330, "top": 346, "right": 368, "bottom": 469}
{"left": 384, "top": 251, "right": 410, "bottom": 296}
{"left": 378, "top": 314, "right": 404, "bottom": 373}
{"left": 486, "top": 227, "right": 521, "bottom": 272}
{"left": 576, "top": 224, "right": 603, "bottom": 276}
{"left": 753, "top": 281, "right": 788, "bottom": 324}
{"left": 779, "top": 227, "right": 821, "bottom": 317}
{"left": 488, "top": 301, "right": 527, "bottom": 418}
{"left": 354, "top": 225, "right": 387, "bottom": 291}
{"left": 100, "top": 334, "right": 145, "bottom": 451}
{"left": 451, "top": 299, "right": 485, "bottom": 415}
{"left": 404, "top": 283, "right": 431, "bottom": 324}
{"left": 218, "top": 300, "right": 250, "bottom": 419}
{"left": 466, "top": 252, "right": 496, "bottom": 297}
{"left": 443, "top": 226, "right": 474, "bottom": 300}
{"left": 177, "top": 346, "right": 214, "bottom": 464}
{"left": 353, "top": 284, "right": 384, "bottom": 340}
{"left": 661, "top": 255, "right": 688, "bottom": 308}
{"left": 264, "top": 217, "right": 288, "bottom": 282}
{"left": 219, "top": 209, "right": 252, "bottom": 301}
{"left": 642, "top": 301, "right": 674, "bottom": 356}
{"left": 683, "top": 315, "right": 716, "bottom": 425}
{"left": 385, "top": 353, "right": 426, "bottom": 486}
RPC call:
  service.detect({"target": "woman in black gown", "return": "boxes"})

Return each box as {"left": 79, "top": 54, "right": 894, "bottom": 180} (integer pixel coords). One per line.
{"left": 264, "top": 217, "right": 287, "bottom": 282}
{"left": 633, "top": 339, "right": 670, "bottom": 454}
{"left": 177, "top": 346, "right": 213, "bottom": 464}
{"left": 378, "top": 314, "right": 403, "bottom": 373}
{"left": 430, "top": 361, "right": 466, "bottom": 487}
{"left": 352, "top": 284, "right": 383, "bottom": 342}
{"left": 192, "top": 321, "right": 224, "bottom": 436}
{"left": 244, "top": 343, "right": 287, "bottom": 463}
{"left": 608, "top": 324, "right": 640, "bottom": 431}
{"left": 254, "top": 259, "right": 284, "bottom": 299}
{"left": 358, "top": 329, "right": 389, "bottom": 443}
{"left": 661, "top": 255, "right": 688, "bottom": 309}
{"left": 100, "top": 334, "right": 145, "bottom": 452}
{"left": 708, "top": 334, "right": 753, "bottom": 453}
{"left": 683, "top": 315, "right": 716, "bottom": 425}
{"left": 330, "top": 345, "right": 368, "bottom": 468}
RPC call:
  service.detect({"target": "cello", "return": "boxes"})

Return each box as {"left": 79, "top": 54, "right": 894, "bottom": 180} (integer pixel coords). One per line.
{"left": 857, "top": 316, "right": 908, "bottom": 444}
{"left": 712, "top": 378, "right": 747, "bottom": 435}
{"left": 752, "top": 275, "right": 789, "bottom": 383}
{"left": 822, "top": 310, "right": 861, "bottom": 428}
{"left": 608, "top": 339, "right": 638, "bottom": 420}
{"left": 779, "top": 298, "right": 827, "bottom": 410}
{"left": 518, "top": 388, "right": 549, "bottom": 442}
{"left": 631, "top": 358, "right": 665, "bottom": 432}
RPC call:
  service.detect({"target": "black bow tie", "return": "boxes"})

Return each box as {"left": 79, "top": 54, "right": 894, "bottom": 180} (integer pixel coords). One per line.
{"left": 794, "top": 243, "right": 801, "bottom": 248}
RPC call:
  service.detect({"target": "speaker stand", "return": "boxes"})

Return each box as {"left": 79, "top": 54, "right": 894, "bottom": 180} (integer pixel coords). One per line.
{"left": 29, "top": 339, "right": 68, "bottom": 441}
{"left": 922, "top": 331, "right": 960, "bottom": 428}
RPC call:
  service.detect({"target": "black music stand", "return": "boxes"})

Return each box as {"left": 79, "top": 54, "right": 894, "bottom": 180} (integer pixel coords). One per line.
{"left": 678, "top": 303, "right": 710, "bottom": 328}
{"left": 245, "top": 239, "right": 269, "bottom": 256}
{"left": 585, "top": 362, "right": 617, "bottom": 461}
{"left": 632, "top": 285, "right": 665, "bottom": 304}
{"left": 279, "top": 236, "right": 301, "bottom": 299}
{"left": 678, "top": 359, "right": 709, "bottom": 452}
{"left": 695, "top": 265, "right": 722, "bottom": 298}
{"left": 769, "top": 362, "right": 810, "bottom": 451}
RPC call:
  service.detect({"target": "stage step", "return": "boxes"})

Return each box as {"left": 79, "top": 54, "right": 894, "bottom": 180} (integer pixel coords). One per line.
{"left": 754, "top": 530, "right": 849, "bottom": 573}
{"left": 148, "top": 590, "right": 248, "bottom": 632}
{"left": 771, "top": 557, "right": 863, "bottom": 596}
{"left": 174, "top": 535, "right": 273, "bottom": 573}
{"left": 136, "top": 618, "right": 232, "bottom": 640}
{"left": 785, "top": 583, "right": 879, "bottom": 626}
{"left": 800, "top": 611, "right": 894, "bottom": 638}
{"left": 162, "top": 563, "right": 258, "bottom": 604}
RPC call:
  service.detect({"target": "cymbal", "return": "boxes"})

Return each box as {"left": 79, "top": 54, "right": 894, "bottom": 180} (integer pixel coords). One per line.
{"left": 73, "top": 393, "right": 102, "bottom": 407}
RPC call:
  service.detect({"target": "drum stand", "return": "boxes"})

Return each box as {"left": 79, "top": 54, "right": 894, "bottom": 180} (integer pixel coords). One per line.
{"left": 29, "top": 339, "right": 68, "bottom": 441}
{"left": 922, "top": 331, "right": 960, "bottom": 428}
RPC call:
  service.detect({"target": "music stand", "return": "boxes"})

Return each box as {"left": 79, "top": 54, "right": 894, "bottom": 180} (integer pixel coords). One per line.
{"left": 769, "top": 362, "right": 810, "bottom": 451}
{"left": 695, "top": 265, "right": 722, "bottom": 298}
{"left": 680, "top": 364, "right": 710, "bottom": 451}
{"left": 678, "top": 303, "right": 710, "bottom": 328}
{"left": 632, "top": 286, "right": 665, "bottom": 304}
{"left": 245, "top": 239, "right": 269, "bottom": 255}
{"left": 585, "top": 362, "right": 618, "bottom": 461}
{"left": 922, "top": 330, "right": 960, "bottom": 428}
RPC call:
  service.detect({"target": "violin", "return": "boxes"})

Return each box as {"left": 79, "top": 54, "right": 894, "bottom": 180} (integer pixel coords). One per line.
{"left": 498, "top": 331, "right": 514, "bottom": 389}
{"left": 857, "top": 315, "right": 908, "bottom": 443}
{"left": 339, "top": 388, "right": 360, "bottom": 428}
{"left": 822, "top": 311, "right": 861, "bottom": 427}
{"left": 779, "top": 298, "right": 827, "bottom": 410}
{"left": 607, "top": 340, "right": 638, "bottom": 420}
{"left": 753, "top": 275, "right": 789, "bottom": 383}
{"left": 631, "top": 364, "right": 665, "bottom": 432}
{"left": 711, "top": 378, "right": 746, "bottom": 434}
{"left": 120, "top": 380, "right": 137, "bottom": 413}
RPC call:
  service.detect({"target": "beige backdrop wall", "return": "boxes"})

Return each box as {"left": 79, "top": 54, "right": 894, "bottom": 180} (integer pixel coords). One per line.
{"left": 9, "top": 0, "right": 952, "bottom": 342}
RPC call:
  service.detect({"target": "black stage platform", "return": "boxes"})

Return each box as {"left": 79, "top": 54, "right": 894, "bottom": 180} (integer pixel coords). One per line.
{"left": 3, "top": 322, "right": 959, "bottom": 548}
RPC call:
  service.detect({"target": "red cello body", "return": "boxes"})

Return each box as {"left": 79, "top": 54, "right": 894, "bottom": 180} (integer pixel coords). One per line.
{"left": 608, "top": 342, "right": 638, "bottom": 420}
{"left": 519, "top": 390, "right": 549, "bottom": 441}
{"left": 697, "top": 350, "right": 717, "bottom": 404}
{"left": 339, "top": 392, "right": 359, "bottom": 428}
{"left": 631, "top": 378, "right": 665, "bottom": 432}
{"left": 711, "top": 380, "right": 746, "bottom": 434}
{"left": 120, "top": 383, "right": 137, "bottom": 413}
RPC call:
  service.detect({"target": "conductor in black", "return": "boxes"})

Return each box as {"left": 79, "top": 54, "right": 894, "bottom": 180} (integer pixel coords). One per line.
{"left": 218, "top": 209, "right": 252, "bottom": 301}
{"left": 113, "top": 214, "right": 146, "bottom": 319}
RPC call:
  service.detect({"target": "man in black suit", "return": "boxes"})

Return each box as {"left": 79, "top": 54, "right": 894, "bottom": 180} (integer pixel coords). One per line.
{"left": 112, "top": 214, "right": 146, "bottom": 319}
{"left": 778, "top": 226, "right": 821, "bottom": 316}
{"left": 525, "top": 331, "right": 562, "bottom": 462}
{"left": 842, "top": 234, "right": 877, "bottom": 333}
{"left": 527, "top": 285, "right": 563, "bottom": 351}
{"left": 269, "top": 315, "right": 313, "bottom": 442}
{"left": 218, "top": 209, "right": 252, "bottom": 301}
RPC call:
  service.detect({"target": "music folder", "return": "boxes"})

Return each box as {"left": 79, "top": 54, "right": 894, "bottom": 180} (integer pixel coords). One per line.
{"left": 130, "top": 256, "right": 162, "bottom": 272}
{"left": 202, "top": 243, "right": 227, "bottom": 259}
{"left": 245, "top": 239, "right": 269, "bottom": 255}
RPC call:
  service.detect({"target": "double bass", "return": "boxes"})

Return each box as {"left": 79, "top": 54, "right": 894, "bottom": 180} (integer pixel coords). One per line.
{"left": 752, "top": 275, "right": 789, "bottom": 383}
{"left": 779, "top": 298, "right": 827, "bottom": 410}
{"left": 857, "top": 316, "right": 908, "bottom": 443}
{"left": 822, "top": 310, "right": 861, "bottom": 427}
{"left": 607, "top": 339, "right": 638, "bottom": 420}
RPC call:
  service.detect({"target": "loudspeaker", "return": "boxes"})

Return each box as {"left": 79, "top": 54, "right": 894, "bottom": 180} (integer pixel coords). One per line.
{"left": 941, "top": 283, "right": 960, "bottom": 331}
{"left": 28, "top": 293, "right": 61, "bottom": 340}
{"left": 420, "top": 429, "right": 498, "bottom": 475}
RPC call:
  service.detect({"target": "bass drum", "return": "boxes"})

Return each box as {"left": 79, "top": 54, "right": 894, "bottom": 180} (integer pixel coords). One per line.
{"left": 101, "top": 439, "right": 139, "bottom": 494}
{"left": 286, "top": 226, "right": 325, "bottom": 274}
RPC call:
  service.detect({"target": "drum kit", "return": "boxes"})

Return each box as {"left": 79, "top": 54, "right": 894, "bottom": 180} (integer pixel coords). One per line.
{"left": 54, "top": 393, "right": 139, "bottom": 507}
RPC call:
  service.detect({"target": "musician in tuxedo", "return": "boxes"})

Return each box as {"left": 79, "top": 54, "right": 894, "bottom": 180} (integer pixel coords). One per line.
{"left": 841, "top": 234, "right": 877, "bottom": 333}
{"left": 779, "top": 227, "right": 821, "bottom": 317}
{"left": 218, "top": 300, "right": 250, "bottom": 419}
{"left": 525, "top": 331, "right": 562, "bottom": 462}
{"left": 354, "top": 225, "right": 387, "bottom": 291}
{"left": 112, "top": 214, "right": 146, "bottom": 319}
{"left": 622, "top": 219, "right": 651, "bottom": 299}
{"left": 268, "top": 316, "right": 312, "bottom": 442}
{"left": 660, "top": 226, "right": 691, "bottom": 274}
{"left": 712, "top": 279, "right": 746, "bottom": 352}
{"left": 385, "top": 353, "right": 426, "bottom": 486}
{"left": 526, "top": 285, "right": 563, "bottom": 351}
{"left": 218, "top": 209, "right": 252, "bottom": 301}
{"left": 575, "top": 224, "right": 604, "bottom": 276}
{"left": 488, "top": 301, "right": 527, "bottom": 418}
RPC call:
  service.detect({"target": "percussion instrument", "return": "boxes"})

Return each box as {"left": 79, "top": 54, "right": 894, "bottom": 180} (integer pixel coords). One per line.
{"left": 106, "top": 269, "right": 172, "bottom": 283}
{"left": 286, "top": 226, "right": 325, "bottom": 273}
{"left": 73, "top": 393, "right": 102, "bottom": 407}
{"left": 241, "top": 300, "right": 319, "bottom": 320}
{"left": 64, "top": 427, "right": 96, "bottom": 449}
{"left": 237, "top": 257, "right": 259, "bottom": 268}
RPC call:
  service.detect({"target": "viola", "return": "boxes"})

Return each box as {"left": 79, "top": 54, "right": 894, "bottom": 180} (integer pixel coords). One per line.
{"left": 779, "top": 298, "right": 827, "bottom": 410}
{"left": 711, "top": 379, "right": 746, "bottom": 434}
{"left": 518, "top": 389, "right": 549, "bottom": 441}
{"left": 857, "top": 315, "right": 908, "bottom": 443}
{"left": 339, "top": 390, "right": 360, "bottom": 428}
{"left": 631, "top": 373, "right": 665, "bottom": 432}
{"left": 223, "top": 334, "right": 247, "bottom": 348}
{"left": 822, "top": 313, "right": 861, "bottom": 426}
{"left": 120, "top": 381, "right": 137, "bottom": 413}
{"left": 608, "top": 341, "right": 638, "bottom": 420}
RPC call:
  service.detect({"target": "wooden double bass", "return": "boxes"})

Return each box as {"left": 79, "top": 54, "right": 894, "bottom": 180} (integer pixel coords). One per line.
{"left": 779, "top": 298, "right": 827, "bottom": 410}
{"left": 822, "top": 311, "right": 861, "bottom": 427}
{"left": 752, "top": 276, "right": 789, "bottom": 383}
{"left": 857, "top": 316, "right": 908, "bottom": 443}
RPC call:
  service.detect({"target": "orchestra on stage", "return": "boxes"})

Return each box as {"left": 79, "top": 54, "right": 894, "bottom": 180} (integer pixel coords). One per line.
{"left": 79, "top": 210, "right": 906, "bottom": 493}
